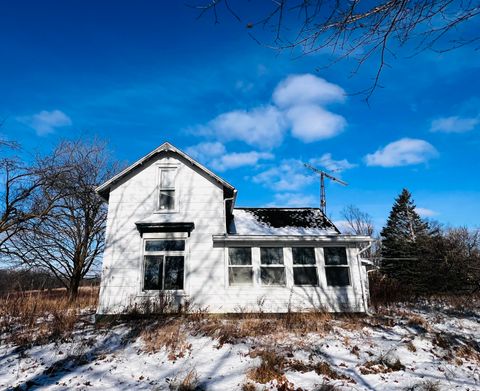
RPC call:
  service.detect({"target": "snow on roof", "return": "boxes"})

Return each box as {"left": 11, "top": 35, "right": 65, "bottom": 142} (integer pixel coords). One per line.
{"left": 228, "top": 208, "right": 339, "bottom": 236}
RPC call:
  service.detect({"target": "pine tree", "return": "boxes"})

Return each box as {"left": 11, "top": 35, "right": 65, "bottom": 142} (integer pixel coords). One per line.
{"left": 380, "top": 189, "right": 430, "bottom": 283}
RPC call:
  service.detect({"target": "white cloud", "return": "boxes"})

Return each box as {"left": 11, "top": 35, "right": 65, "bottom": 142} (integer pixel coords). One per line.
{"left": 190, "top": 73, "right": 347, "bottom": 148}
{"left": 309, "top": 153, "right": 356, "bottom": 173}
{"left": 186, "top": 142, "right": 226, "bottom": 160}
{"left": 267, "top": 192, "right": 317, "bottom": 207}
{"left": 252, "top": 159, "right": 315, "bottom": 191}
{"left": 19, "top": 110, "right": 72, "bottom": 136}
{"left": 430, "top": 115, "right": 479, "bottom": 133}
{"left": 415, "top": 207, "right": 438, "bottom": 217}
{"left": 273, "top": 74, "right": 346, "bottom": 108}
{"left": 210, "top": 151, "right": 274, "bottom": 172}
{"left": 186, "top": 142, "right": 273, "bottom": 172}
{"left": 198, "top": 105, "right": 286, "bottom": 149}
{"left": 365, "top": 138, "right": 438, "bottom": 167}
{"left": 286, "top": 105, "right": 346, "bottom": 142}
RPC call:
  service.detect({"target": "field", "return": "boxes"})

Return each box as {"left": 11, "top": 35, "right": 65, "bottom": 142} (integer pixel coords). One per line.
{"left": 0, "top": 289, "right": 479, "bottom": 390}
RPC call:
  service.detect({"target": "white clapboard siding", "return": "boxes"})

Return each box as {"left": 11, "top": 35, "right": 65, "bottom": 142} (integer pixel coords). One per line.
{"left": 97, "top": 149, "right": 369, "bottom": 315}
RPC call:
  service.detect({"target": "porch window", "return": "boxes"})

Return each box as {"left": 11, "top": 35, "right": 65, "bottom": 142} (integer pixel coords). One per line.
{"left": 292, "top": 247, "right": 318, "bottom": 286}
{"left": 143, "top": 239, "right": 184, "bottom": 290}
{"left": 324, "top": 247, "right": 350, "bottom": 287}
{"left": 158, "top": 168, "right": 176, "bottom": 211}
{"left": 228, "top": 247, "right": 252, "bottom": 285}
{"left": 260, "top": 247, "right": 286, "bottom": 286}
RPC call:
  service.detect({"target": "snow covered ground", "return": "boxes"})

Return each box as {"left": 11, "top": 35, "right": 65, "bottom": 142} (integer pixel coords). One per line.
{"left": 1, "top": 301, "right": 479, "bottom": 390}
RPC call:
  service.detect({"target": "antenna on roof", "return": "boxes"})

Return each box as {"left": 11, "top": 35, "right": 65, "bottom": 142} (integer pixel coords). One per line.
{"left": 304, "top": 163, "right": 348, "bottom": 215}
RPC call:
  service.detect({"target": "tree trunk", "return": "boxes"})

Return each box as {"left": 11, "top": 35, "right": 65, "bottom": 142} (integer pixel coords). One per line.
{"left": 68, "top": 268, "right": 82, "bottom": 302}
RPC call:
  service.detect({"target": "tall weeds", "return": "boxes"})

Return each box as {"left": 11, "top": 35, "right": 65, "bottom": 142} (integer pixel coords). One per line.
{"left": 0, "top": 287, "right": 98, "bottom": 346}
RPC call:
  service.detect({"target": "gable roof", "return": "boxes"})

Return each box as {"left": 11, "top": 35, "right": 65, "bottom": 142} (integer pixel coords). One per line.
{"left": 228, "top": 207, "right": 340, "bottom": 236}
{"left": 96, "top": 142, "right": 236, "bottom": 200}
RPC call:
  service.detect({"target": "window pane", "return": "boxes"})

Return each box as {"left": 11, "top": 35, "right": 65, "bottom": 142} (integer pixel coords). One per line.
{"left": 144, "top": 256, "right": 163, "bottom": 290}
{"left": 324, "top": 247, "right": 348, "bottom": 265}
{"left": 292, "top": 247, "right": 316, "bottom": 265}
{"left": 145, "top": 240, "right": 185, "bottom": 252}
{"left": 228, "top": 247, "right": 252, "bottom": 265}
{"left": 161, "top": 170, "right": 175, "bottom": 188}
{"left": 293, "top": 266, "right": 318, "bottom": 285}
{"left": 260, "top": 247, "right": 284, "bottom": 265}
{"left": 261, "top": 267, "right": 286, "bottom": 285}
{"left": 159, "top": 190, "right": 175, "bottom": 210}
{"left": 326, "top": 267, "right": 350, "bottom": 286}
{"left": 229, "top": 267, "right": 253, "bottom": 285}
{"left": 164, "top": 256, "right": 184, "bottom": 290}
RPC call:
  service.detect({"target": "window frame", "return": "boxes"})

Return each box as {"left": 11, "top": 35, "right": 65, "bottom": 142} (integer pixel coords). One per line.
{"left": 142, "top": 237, "right": 186, "bottom": 292}
{"left": 228, "top": 247, "right": 253, "bottom": 286}
{"left": 156, "top": 165, "right": 178, "bottom": 213}
{"left": 291, "top": 246, "right": 319, "bottom": 286}
{"left": 323, "top": 246, "right": 351, "bottom": 287}
{"left": 259, "top": 247, "right": 286, "bottom": 286}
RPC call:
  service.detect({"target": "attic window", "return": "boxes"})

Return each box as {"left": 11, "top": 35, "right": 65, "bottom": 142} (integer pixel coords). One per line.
{"left": 158, "top": 168, "right": 176, "bottom": 211}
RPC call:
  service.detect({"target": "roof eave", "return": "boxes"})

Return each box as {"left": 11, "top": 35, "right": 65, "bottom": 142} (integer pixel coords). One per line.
{"left": 95, "top": 141, "right": 236, "bottom": 200}
{"left": 212, "top": 234, "right": 373, "bottom": 244}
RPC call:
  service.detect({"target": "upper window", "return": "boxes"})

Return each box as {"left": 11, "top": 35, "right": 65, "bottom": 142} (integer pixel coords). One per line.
{"left": 143, "top": 239, "right": 185, "bottom": 291}
{"left": 292, "top": 247, "right": 318, "bottom": 286}
{"left": 158, "top": 168, "right": 176, "bottom": 211}
{"left": 324, "top": 247, "right": 350, "bottom": 287}
{"left": 228, "top": 247, "right": 253, "bottom": 285}
{"left": 260, "top": 247, "right": 286, "bottom": 286}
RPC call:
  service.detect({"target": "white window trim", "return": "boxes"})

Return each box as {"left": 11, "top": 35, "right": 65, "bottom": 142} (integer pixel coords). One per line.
{"left": 259, "top": 247, "right": 286, "bottom": 286}
{"left": 322, "top": 246, "right": 352, "bottom": 288}
{"left": 227, "top": 247, "right": 254, "bottom": 286}
{"left": 141, "top": 237, "right": 186, "bottom": 294}
{"left": 155, "top": 164, "right": 179, "bottom": 214}
{"left": 291, "top": 246, "right": 319, "bottom": 287}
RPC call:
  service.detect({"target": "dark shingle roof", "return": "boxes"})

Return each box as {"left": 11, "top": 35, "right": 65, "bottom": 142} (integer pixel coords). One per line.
{"left": 228, "top": 208, "right": 339, "bottom": 235}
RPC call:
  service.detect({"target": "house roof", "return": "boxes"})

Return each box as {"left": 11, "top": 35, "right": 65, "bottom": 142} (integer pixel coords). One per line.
{"left": 96, "top": 142, "right": 236, "bottom": 200}
{"left": 228, "top": 207, "right": 340, "bottom": 236}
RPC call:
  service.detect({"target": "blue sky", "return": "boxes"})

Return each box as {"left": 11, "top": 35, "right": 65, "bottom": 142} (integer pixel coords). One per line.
{"left": 1, "top": 1, "right": 479, "bottom": 231}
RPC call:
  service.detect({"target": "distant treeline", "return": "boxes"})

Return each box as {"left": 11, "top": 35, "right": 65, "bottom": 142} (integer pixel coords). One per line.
{"left": 0, "top": 268, "right": 100, "bottom": 295}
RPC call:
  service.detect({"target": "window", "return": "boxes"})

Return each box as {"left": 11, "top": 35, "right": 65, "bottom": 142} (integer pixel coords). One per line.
{"left": 292, "top": 247, "right": 318, "bottom": 286}
{"left": 324, "top": 247, "right": 350, "bottom": 287}
{"left": 228, "top": 247, "right": 252, "bottom": 285}
{"left": 260, "top": 247, "right": 286, "bottom": 286}
{"left": 143, "top": 239, "right": 185, "bottom": 290}
{"left": 159, "top": 168, "right": 176, "bottom": 211}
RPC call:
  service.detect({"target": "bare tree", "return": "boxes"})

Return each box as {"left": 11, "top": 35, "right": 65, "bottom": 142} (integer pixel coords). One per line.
{"left": 195, "top": 0, "right": 480, "bottom": 98}
{"left": 10, "top": 139, "right": 118, "bottom": 301}
{"left": 341, "top": 204, "right": 374, "bottom": 236}
{"left": 0, "top": 139, "right": 64, "bottom": 258}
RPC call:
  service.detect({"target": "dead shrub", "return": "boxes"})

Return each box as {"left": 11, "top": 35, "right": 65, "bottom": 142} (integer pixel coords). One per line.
{"left": 241, "top": 381, "right": 256, "bottom": 391}
{"left": 407, "top": 315, "right": 430, "bottom": 331}
{"left": 359, "top": 355, "right": 405, "bottom": 375}
{"left": 404, "top": 380, "right": 441, "bottom": 391}
{"left": 247, "top": 349, "right": 286, "bottom": 384}
{"left": 141, "top": 319, "right": 191, "bottom": 360}
{"left": 168, "top": 369, "right": 200, "bottom": 391}
{"left": 0, "top": 287, "right": 97, "bottom": 346}
{"left": 406, "top": 341, "right": 417, "bottom": 352}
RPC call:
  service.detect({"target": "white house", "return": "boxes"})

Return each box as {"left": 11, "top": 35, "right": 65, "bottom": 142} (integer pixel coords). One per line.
{"left": 96, "top": 142, "right": 372, "bottom": 315}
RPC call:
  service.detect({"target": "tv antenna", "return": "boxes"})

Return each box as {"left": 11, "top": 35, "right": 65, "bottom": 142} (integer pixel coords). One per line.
{"left": 304, "top": 163, "right": 348, "bottom": 215}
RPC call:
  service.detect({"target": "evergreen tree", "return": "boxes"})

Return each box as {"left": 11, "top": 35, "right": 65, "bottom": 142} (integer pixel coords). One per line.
{"left": 380, "top": 189, "right": 430, "bottom": 283}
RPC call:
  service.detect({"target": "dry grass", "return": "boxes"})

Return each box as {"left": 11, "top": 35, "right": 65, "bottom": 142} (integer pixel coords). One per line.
{"left": 187, "top": 311, "right": 360, "bottom": 347}
{"left": 140, "top": 318, "right": 192, "bottom": 360}
{"left": 407, "top": 314, "right": 430, "bottom": 331}
{"left": 359, "top": 353, "right": 405, "bottom": 375}
{"left": 0, "top": 287, "right": 98, "bottom": 346}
